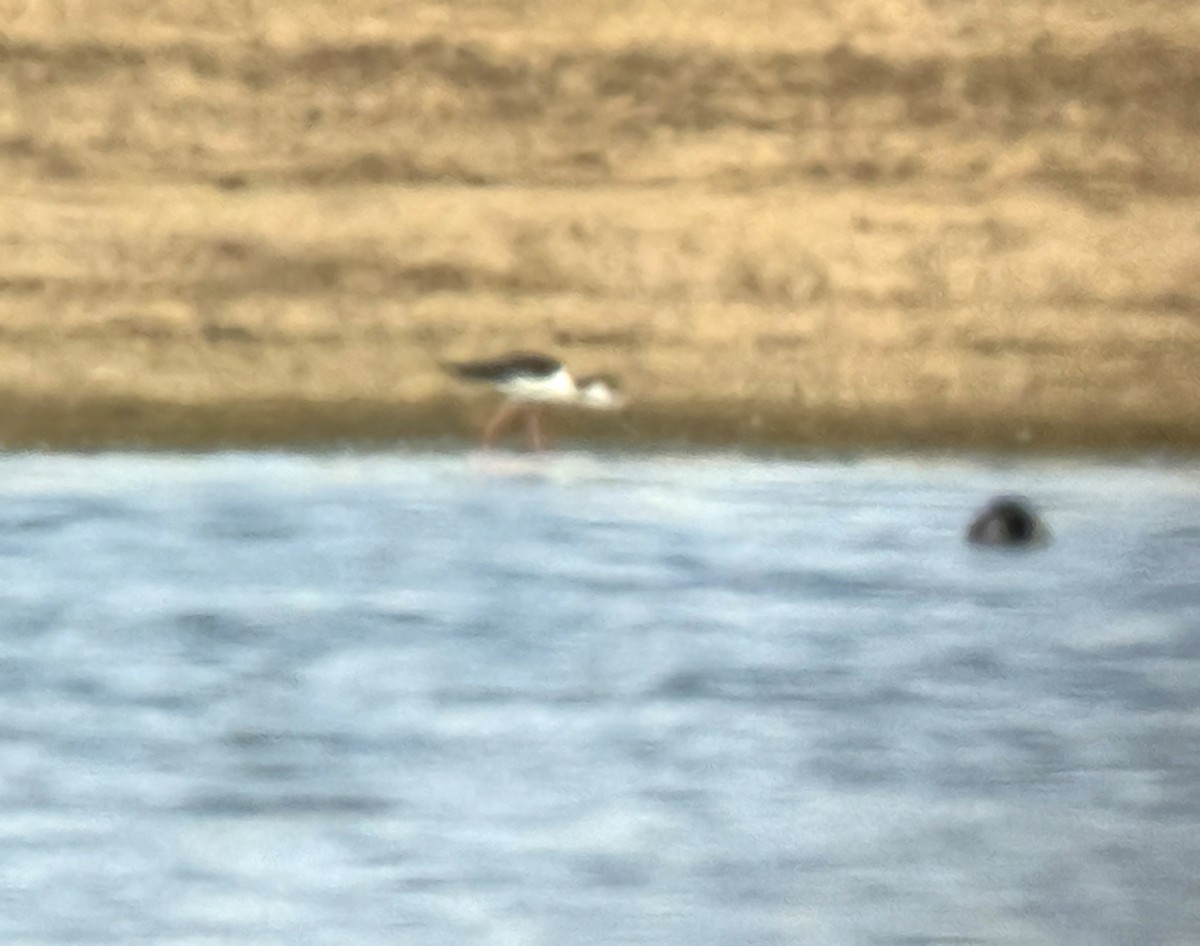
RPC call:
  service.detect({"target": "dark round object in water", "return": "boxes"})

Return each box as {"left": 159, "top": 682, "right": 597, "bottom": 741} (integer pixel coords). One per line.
{"left": 966, "top": 496, "right": 1049, "bottom": 547}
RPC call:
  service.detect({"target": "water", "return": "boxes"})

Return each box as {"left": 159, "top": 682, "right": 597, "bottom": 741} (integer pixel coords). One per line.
{"left": 1, "top": 448, "right": 1198, "bottom": 946}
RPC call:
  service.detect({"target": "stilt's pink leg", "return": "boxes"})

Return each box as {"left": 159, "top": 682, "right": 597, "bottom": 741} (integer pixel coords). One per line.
{"left": 481, "top": 401, "right": 517, "bottom": 447}
{"left": 526, "top": 409, "right": 546, "bottom": 451}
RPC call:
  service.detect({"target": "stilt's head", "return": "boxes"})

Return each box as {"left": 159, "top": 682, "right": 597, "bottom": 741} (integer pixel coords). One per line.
{"left": 574, "top": 375, "right": 625, "bottom": 410}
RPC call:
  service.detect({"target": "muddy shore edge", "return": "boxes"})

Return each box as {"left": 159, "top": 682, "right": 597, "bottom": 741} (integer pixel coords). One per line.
{"left": 2, "top": 392, "right": 1195, "bottom": 455}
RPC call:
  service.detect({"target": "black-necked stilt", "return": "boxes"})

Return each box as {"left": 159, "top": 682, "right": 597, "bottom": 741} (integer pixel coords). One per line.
{"left": 966, "top": 495, "right": 1050, "bottom": 547}
{"left": 442, "top": 352, "right": 624, "bottom": 449}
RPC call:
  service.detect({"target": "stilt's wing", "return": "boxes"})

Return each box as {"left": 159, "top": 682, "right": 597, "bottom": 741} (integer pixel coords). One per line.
{"left": 442, "top": 353, "right": 562, "bottom": 383}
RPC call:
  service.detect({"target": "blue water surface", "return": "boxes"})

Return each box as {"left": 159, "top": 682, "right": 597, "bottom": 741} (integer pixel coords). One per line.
{"left": 0, "top": 448, "right": 1197, "bottom": 946}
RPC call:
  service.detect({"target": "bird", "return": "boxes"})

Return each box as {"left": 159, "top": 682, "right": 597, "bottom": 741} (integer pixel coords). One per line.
{"left": 966, "top": 495, "right": 1050, "bottom": 547}
{"left": 441, "top": 351, "right": 624, "bottom": 450}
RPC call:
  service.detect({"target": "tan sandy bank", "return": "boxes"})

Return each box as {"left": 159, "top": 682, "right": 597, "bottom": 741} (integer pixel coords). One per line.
{"left": 3, "top": 14, "right": 1200, "bottom": 453}
{"left": 1, "top": 181, "right": 1199, "bottom": 453}
{"left": 3, "top": 176, "right": 1200, "bottom": 452}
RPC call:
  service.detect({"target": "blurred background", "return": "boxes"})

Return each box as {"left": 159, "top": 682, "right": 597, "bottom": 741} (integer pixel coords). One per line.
{"left": 2, "top": 5, "right": 1200, "bottom": 946}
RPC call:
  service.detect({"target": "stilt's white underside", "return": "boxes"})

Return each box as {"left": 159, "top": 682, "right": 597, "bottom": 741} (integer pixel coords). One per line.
{"left": 497, "top": 367, "right": 576, "bottom": 403}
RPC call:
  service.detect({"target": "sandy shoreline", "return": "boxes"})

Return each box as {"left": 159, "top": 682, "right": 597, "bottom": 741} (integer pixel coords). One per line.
{"left": 4, "top": 10, "right": 1200, "bottom": 454}
{"left": 3, "top": 178, "right": 1198, "bottom": 456}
